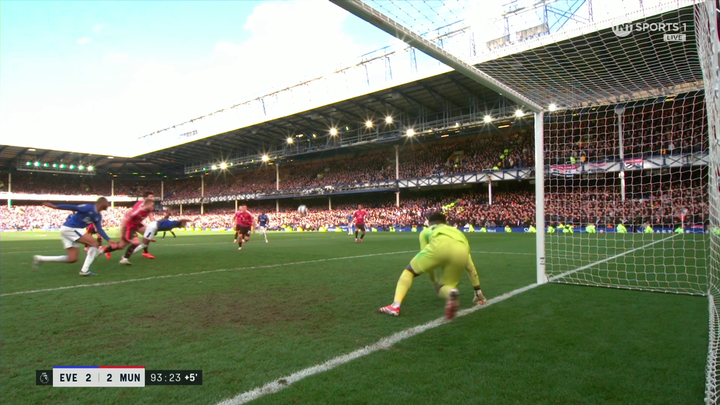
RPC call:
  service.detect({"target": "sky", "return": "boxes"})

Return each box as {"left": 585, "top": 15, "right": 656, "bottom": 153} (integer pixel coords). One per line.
{"left": 0, "top": 0, "right": 671, "bottom": 158}
{"left": 0, "top": 0, "right": 393, "bottom": 156}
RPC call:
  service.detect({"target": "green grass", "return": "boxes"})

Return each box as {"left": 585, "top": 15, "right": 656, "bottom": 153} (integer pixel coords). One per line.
{"left": 0, "top": 231, "right": 709, "bottom": 404}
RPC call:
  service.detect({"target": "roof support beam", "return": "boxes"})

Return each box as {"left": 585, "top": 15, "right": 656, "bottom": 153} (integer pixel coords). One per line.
{"left": 329, "top": 0, "right": 543, "bottom": 112}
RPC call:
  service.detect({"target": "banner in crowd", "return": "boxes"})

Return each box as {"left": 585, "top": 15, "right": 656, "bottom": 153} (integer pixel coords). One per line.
{"left": 623, "top": 158, "right": 644, "bottom": 169}
{"left": 549, "top": 164, "right": 578, "bottom": 177}
{"left": 587, "top": 162, "right": 611, "bottom": 172}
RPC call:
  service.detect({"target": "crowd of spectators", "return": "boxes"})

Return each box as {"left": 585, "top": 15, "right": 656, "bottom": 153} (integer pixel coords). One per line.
{"left": 3, "top": 97, "right": 708, "bottom": 201}
{"left": 161, "top": 131, "right": 533, "bottom": 200}
{"left": 1, "top": 175, "right": 708, "bottom": 232}
{"left": 546, "top": 96, "right": 707, "bottom": 164}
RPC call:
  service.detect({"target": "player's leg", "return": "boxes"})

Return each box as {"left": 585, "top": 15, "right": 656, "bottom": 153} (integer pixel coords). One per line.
{"left": 171, "top": 231, "right": 176, "bottom": 238}
{"left": 237, "top": 228, "right": 246, "bottom": 250}
{"left": 360, "top": 224, "right": 366, "bottom": 241}
{"left": 379, "top": 243, "right": 443, "bottom": 316}
{"left": 76, "top": 232, "right": 103, "bottom": 276}
{"left": 436, "top": 244, "right": 471, "bottom": 319}
{"left": 136, "top": 225, "right": 157, "bottom": 259}
{"left": 261, "top": 226, "right": 268, "bottom": 243}
{"left": 162, "top": 231, "right": 166, "bottom": 239}
{"left": 120, "top": 229, "right": 140, "bottom": 265}
{"left": 34, "top": 227, "right": 83, "bottom": 266}
{"left": 233, "top": 226, "right": 240, "bottom": 244}
{"left": 354, "top": 225, "right": 359, "bottom": 241}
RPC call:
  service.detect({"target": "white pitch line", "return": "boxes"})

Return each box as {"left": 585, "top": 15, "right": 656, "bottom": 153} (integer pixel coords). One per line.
{"left": 0, "top": 250, "right": 414, "bottom": 297}
{"left": 215, "top": 282, "right": 540, "bottom": 405}
{"left": 216, "top": 235, "right": 678, "bottom": 405}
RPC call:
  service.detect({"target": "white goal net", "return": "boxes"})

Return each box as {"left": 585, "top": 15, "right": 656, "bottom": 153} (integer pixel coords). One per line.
{"left": 335, "top": 0, "right": 719, "bottom": 401}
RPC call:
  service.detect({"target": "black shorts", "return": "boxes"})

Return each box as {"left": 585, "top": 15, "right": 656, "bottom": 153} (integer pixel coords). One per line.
{"left": 356, "top": 224, "right": 366, "bottom": 232}
{"left": 235, "top": 226, "right": 251, "bottom": 235}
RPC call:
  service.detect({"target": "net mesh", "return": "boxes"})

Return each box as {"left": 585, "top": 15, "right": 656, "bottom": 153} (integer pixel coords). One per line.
{"left": 346, "top": 0, "right": 718, "bottom": 401}
{"left": 695, "top": 0, "right": 720, "bottom": 402}
{"left": 544, "top": 93, "right": 708, "bottom": 295}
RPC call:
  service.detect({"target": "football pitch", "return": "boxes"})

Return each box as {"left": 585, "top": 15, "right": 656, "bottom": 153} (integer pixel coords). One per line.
{"left": 0, "top": 231, "right": 708, "bottom": 404}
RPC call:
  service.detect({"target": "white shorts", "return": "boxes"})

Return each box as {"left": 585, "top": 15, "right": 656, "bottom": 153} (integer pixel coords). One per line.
{"left": 144, "top": 222, "right": 158, "bottom": 239}
{"left": 60, "top": 226, "right": 85, "bottom": 249}
{"left": 257, "top": 226, "right": 266, "bottom": 232}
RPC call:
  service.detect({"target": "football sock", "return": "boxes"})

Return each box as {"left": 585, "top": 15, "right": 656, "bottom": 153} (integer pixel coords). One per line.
{"left": 393, "top": 270, "right": 415, "bottom": 306}
{"left": 361, "top": 233, "right": 365, "bottom": 239}
{"left": 123, "top": 245, "right": 136, "bottom": 259}
{"left": 171, "top": 232, "right": 176, "bottom": 238}
{"left": 133, "top": 244, "right": 147, "bottom": 255}
{"left": 355, "top": 230, "right": 359, "bottom": 238}
{"left": 36, "top": 255, "right": 69, "bottom": 263}
{"left": 233, "top": 232, "right": 239, "bottom": 241}
{"left": 81, "top": 247, "right": 99, "bottom": 273}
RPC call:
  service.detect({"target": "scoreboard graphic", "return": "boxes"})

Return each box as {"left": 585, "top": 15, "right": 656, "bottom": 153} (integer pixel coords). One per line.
{"left": 36, "top": 367, "right": 202, "bottom": 387}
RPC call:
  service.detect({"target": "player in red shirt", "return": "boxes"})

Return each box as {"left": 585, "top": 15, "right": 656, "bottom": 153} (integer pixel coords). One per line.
{"left": 233, "top": 205, "right": 254, "bottom": 251}
{"left": 352, "top": 205, "right": 369, "bottom": 243}
{"left": 103, "top": 192, "right": 155, "bottom": 264}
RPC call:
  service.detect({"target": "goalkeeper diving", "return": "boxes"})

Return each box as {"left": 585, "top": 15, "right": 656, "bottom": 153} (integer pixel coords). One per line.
{"left": 379, "top": 212, "right": 487, "bottom": 319}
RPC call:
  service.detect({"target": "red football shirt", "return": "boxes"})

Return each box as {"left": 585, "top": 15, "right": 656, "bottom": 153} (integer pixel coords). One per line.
{"left": 234, "top": 211, "right": 253, "bottom": 227}
{"left": 353, "top": 210, "right": 368, "bottom": 225}
{"left": 125, "top": 200, "right": 153, "bottom": 227}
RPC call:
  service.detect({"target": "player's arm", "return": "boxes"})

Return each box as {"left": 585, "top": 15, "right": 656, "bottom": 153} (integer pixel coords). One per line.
{"left": 93, "top": 220, "right": 114, "bottom": 243}
{"left": 44, "top": 202, "right": 82, "bottom": 211}
{"left": 466, "top": 253, "right": 487, "bottom": 305}
{"left": 418, "top": 228, "right": 431, "bottom": 250}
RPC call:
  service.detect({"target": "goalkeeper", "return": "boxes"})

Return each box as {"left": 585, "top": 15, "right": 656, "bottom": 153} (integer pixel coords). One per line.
{"left": 379, "top": 212, "right": 487, "bottom": 319}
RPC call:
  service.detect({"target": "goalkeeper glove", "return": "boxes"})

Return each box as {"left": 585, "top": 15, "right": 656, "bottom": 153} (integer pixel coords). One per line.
{"left": 473, "top": 288, "right": 487, "bottom": 305}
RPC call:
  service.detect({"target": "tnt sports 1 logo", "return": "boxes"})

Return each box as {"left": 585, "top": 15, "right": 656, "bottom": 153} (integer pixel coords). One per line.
{"left": 611, "top": 21, "right": 687, "bottom": 42}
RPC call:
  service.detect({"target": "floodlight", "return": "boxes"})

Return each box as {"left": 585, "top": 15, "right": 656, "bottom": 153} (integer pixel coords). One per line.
{"left": 484, "top": 115, "right": 493, "bottom": 123}
{"left": 330, "top": 128, "right": 338, "bottom": 136}
{"left": 406, "top": 129, "right": 415, "bottom": 136}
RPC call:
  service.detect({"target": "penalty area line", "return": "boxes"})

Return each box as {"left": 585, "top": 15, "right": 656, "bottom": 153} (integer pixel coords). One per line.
{"left": 0, "top": 250, "right": 415, "bottom": 297}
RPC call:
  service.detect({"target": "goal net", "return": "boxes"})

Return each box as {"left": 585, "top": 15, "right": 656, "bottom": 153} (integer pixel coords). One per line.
{"left": 334, "top": 0, "right": 718, "bottom": 401}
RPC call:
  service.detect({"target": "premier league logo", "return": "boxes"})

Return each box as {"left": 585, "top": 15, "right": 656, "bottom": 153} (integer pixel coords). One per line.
{"left": 36, "top": 370, "right": 52, "bottom": 385}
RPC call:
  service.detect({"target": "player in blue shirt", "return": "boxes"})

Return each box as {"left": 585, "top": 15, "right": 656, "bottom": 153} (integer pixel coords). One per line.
{"left": 131, "top": 216, "right": 190, "bottom": 259}
{"left": 347, "top": 213, "right": 354, "bottom": 235}
{"left": 33, "top": 197, "right": 117, "bottom": 276}
{"left": 256, "top": 212, "right": 270, "bottom": 243}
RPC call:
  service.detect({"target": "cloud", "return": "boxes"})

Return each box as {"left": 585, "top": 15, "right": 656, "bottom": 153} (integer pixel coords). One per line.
{"left": 92, "top": 24, "right": 106, "bottom": 33}
{"left": 106, "top": 52, "right": 128, "bottom": 63}
{"left": 0, "top": 0, "right": 383, "bottom": 156}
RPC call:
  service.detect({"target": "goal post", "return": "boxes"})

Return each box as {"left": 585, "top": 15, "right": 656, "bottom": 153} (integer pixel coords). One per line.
{"left": 535, "top": 111, "right": 547, "bottom": 285}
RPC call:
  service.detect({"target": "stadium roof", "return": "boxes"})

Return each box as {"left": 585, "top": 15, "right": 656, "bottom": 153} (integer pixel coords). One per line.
{"left": 0, "top": 5, "right": 701, "bottom": 178}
